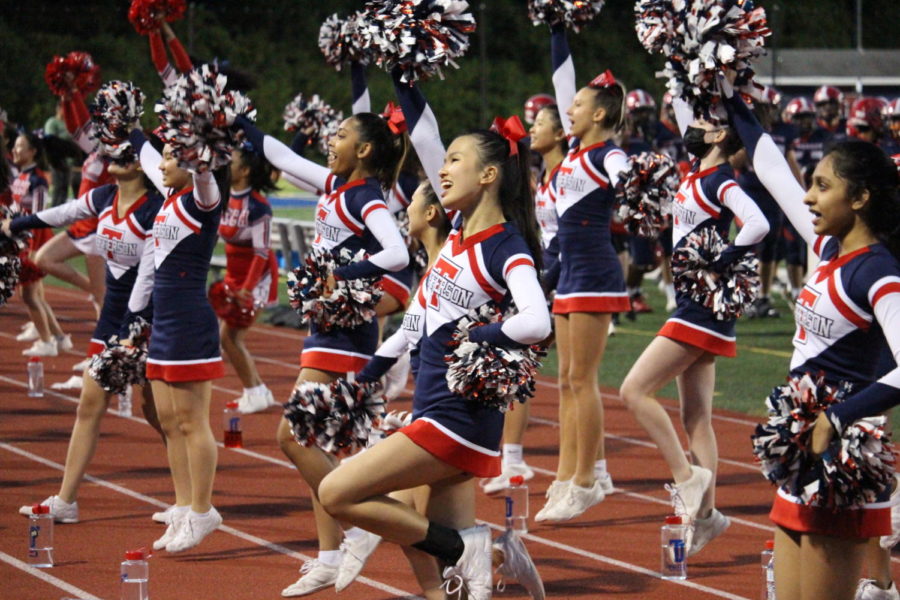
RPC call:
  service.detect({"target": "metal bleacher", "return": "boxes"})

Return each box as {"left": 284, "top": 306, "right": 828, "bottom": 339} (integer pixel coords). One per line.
{"left": 209, "top": 218, "right": 316, "bottom": 276}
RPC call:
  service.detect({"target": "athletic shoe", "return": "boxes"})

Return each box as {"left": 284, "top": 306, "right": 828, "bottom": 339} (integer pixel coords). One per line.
{"left": 50, "top": 375, "right": 83, "bottom": 390}
{"left": 335, "top": 531, "right": 382, "bottom": 592}
{"left": 539, "top": 478, "right": 605, "bottom": 522}
{"left": 534, "top": 480, "right": 571, "bottom": 522}
{"left": 18, "top": 495, "right": 79, "bottom": 523}
{"left": 55, "top": 334, "right": 73, "bottom": 352}
{"left": 880, "top": 474, "right": 900, "bottom": 550}
{"left": 630, "top": 294, "right": 653, "bottom": 314}
{"left": 153, "top": 507, "right": 187, "bottom": 550}
{"left": 16, "top": 322, "right": 39, "bottom": 342}
{"left": 282, "top": 560, "right": 339, "bottom": 597}
{"left": 152, "top": 504, "right": 176, "bottom": 524}
{"left": 666, "top": 465, "right": 712, "bottom": 523}
{"left": 596, "top": 472, "right": 615, "bottom": 496}
{"left": 72, "top": 357, "right": 91, "bottom": 372}
{"left": 23, "top": 338, "right": 58, "bottom": 357}
{"left": 481, "top": 462, "right": 536, "bottom": 495}
{"left": 384, "top": 352, "right": 411, "bottom": 400}
{"left": 166, "top": 506, "right": 222, "bottom": 552}
{"left": 239, "top": 386, "right": 277, "bottom": 414}
{"left": 607, "top": 320, "right": 616, "bottom": 336}
{"left": 856, "top": 580, "right": 900, "bottom": 600}
{"left": 442, "top": 525, "right": 492, "bottom": 600}
{"left": 687, "top": 508, "right": 730, "bottom": 557}
{"left": 494, "top": 529, "right": 545, "bottom": 600}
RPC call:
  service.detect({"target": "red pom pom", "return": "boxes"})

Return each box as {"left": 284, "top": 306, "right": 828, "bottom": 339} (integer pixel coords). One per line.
{"left": 128, "top": 0, "right": 187, "bottom": 35}
{"left": 44, "top": 51, "right": 101, "bottom": 97}
{"left": 207, "top": 280, "right": 256, "bottom": 328}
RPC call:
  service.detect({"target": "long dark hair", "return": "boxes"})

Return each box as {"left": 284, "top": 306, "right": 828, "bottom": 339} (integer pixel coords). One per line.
{"left": 235, "top": 143, "right": 276, "bottom": 194}
{"left": 352, "top": 112, "right": 408, "bottom": 190}
{"left": 466, "top": 129, "right": 543, "bottom": 273}
{"left": 18, "top": 131, "right": 48, "bottom": 170}
{"left": 419, "top": 180, "right": 451, "bottom": 241}
{"left": 827, "top": 140, "right": 900, "bottom": 259}
{"left": 538, "top": 105, "right": 568, "bottom": 155}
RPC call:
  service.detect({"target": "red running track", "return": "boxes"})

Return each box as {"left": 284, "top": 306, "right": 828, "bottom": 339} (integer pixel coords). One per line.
{"left": 2, "top": 285, "right": 897, "bottom": 599}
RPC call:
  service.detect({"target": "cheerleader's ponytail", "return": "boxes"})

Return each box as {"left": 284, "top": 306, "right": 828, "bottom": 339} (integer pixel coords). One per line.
{"left": 588, "top": 70, "right": 627, "bottom": 132}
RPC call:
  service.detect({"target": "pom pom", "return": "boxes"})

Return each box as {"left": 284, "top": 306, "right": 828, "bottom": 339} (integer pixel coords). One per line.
{"left": 88, "top": 317, "right": 151, "bottom": 395}
{"left": 671, "top": 225, "right": 759, "bottom": 320}
{"left": 286, "top": 248, "right": 383, "bottom": 332}
{"left": 89, "top": 81, "right": 145, "bottom": 164}
{"left": 634, "top": 0, "right": 771, "bottom": 120}
{"left": 0, "top": 254, "right": 21, "bottom": 307}
{"left": 283, "top": 378, "right": 386, "bottom": 456}
{"left": 207, "top": 280, "right": 257, "bottom": 328}
{"left": 318, "top": 12, "right": 370, "bottom": 70}
{"left": 128, "top": 0, "right": 187, "bottom": 35}
{"left": 751, "top": 373, "right": 895, "bottom": 509}
{"left": 359, "top": 0, "right": 477, "bottom": 83}
{"left": 282, "top": 93, "right": 344, "bottom": 154}
{"left": 0, "top": 203, "right": 33, "bottom": 256}
{"left": 44, "top": 51, "right": 102, "bottom": 97}
{"left": 154, "top": 63, "right": 256, "bottom": 173}
{"left": 614, "top": 151, "right": 680, "bottom": 238}
{"left": 527, "top": 0, "right": 605, "bottom": 32}
{"left": 445, "top": 303, "right": 546, "bottom": 412}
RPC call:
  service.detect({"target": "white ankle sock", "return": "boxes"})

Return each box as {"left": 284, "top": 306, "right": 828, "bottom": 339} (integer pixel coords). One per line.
{"left": 343, "top": 527, "right": 366, "bottom": 541}
{"left": 594, "top": 459, "right": 608, "bottom": 478}
{"left": 503, "top": 444, "right": 524, "bottom": 466}
{"left": 318, "top": 550, "right": 342, "bottom": 567}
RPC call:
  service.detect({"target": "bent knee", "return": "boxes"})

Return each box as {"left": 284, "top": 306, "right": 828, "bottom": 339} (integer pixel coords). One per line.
{"left": 619, "top": 377, "right": 646, "bottom": 408}
{"left": 317, "top": 474, "right": 350, "bottom": 517}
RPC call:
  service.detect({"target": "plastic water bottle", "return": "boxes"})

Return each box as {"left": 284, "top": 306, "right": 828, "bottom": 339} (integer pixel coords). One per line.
{"left": 761, "top": 539, "right": 775, "bottom": 599}
{"left": 118, "top": 386, "right": 133, "bottom": 417}
{"left": 660, "top": 515, "right": 687, "bottom": 580}
{"left": 120, "top": 548, "right": 149, "bottom": 600}
{"left": 27, "top": 357, "right": 44, "bottom": 398}
{"left": 223, "top": 401, "right": 242, "bottom": 448}
{"left": 27, "top": 504, "right": 54, "bottom": 567}
{"left": 505, "top": 475, "right": 528, "bottom": 533}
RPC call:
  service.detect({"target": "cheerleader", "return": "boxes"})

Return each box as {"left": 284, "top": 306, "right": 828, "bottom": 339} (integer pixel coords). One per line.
{"left": 723, "top": 76, "right": 900, "bottom": 600}
{"left": 619, "top": 92, "right": 768, "bottom": 555}
{"left": 9, "top": 156, "right": 165, "bottom": 523}
{"left": 127, "top": 129, "right": 229, "bottom": 553}
{"left": 10, "top": 131, "right": 72, "bottom": 357}
{"left": 535, "top": 26, "right": 630, "bottom": 522}
{"left": 234, "top": 112, "right": 409, "bottom": 595}
{"left": 215, "top": 143, "right": 278, "bottom": 414}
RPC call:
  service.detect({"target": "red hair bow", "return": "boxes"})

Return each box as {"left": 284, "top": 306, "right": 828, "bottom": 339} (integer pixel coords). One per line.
{"left": 490, "top": 115, "right": 527, "bottom": 156}
{"left": 382, "top": 101, "right": 407, "bottom": 135}
{"left": 589, "top": 69, "right": 617, "bottom": 89}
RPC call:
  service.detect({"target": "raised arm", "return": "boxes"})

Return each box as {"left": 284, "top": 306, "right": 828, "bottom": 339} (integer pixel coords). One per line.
{"left": 672, "top": 97, "right": 694, "bottom": 137}
{"left": 149, "top": 29, "right": 178, "bottom": 87}
{"left": 61, "top": 90, "right": 97, "bottom": 154}
{"left": 350, "top": 61, "right": 371, "bottom": 115}
{"left": 550, "top": 25, "right": 576, "bottom": 135}
{"left": 192, "top": 171, "right": 220, "bottom": 211}
{"left": 392, "top": 70, "right": 445, "bottom": 196}
{"left": 129, "top": 129, "right": 166, "bottom": 195}
{"left": 163, "top": 23, "right": 193, "bottom": 74}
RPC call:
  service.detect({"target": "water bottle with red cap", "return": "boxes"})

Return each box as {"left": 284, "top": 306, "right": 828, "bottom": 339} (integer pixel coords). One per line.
{"left": 761, "top": 538, "right": 775, "bottom": 599}
{"left": 661, "top": 515, "right": 687, "bottom": 580}
{"left": 27, "top": 504, "right": 53, "bottom": 567}
{"left": 223, "top": 401, "right": 242, "bottom": 448}
{"left": 121, "top": 548, "right": 149, "bottom": 600}
{"left": 505, "top": 475, "right": 529, "bottom": 533}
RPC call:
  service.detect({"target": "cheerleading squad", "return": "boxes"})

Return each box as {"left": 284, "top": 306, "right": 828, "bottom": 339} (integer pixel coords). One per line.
{"left": 2, "top": 2, "right": 900, "bottom": 600}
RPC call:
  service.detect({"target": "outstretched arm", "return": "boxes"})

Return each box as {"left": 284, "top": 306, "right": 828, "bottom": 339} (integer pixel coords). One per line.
{"left": 550, "top": 25, "right": 576, "bottom": 135}
{"left": 129, "top": 129, "right": 166, "bottom": 195}
{"left": 392, "top": 70, "right": 445, "bottom": 197}
{"left": 350, "top": 61, "right": 371, "bottom": 115}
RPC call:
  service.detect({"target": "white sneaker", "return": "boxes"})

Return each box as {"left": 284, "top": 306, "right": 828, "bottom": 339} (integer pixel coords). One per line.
{"left": 72, "top": 357, "right": 91, "bottom": 372}
{"left": 55, "top": 334, "right": 73, "bottom": 352}
{"left": 596, "top": 473, "right": 615, "bottom": 495}
{"left": 539, "top": 478, "right": 605, "bottom": 522}
{"left": 282, "top": 560, "right": 339, "bottom": 597}
{"left": 442, "top": 525, "right": 492, "bottom": 600}
{"left": 50, "top": 375, "right": 83, "bottom": 390}
{"left": 18, "top": 495, "right": 79, "bottom": 523}
{"left": 152, "top": 504, "right": 176, "bottom": 524}
{"left": 856, "top": 580, "right": 900, "bottom": 600}
{"left": 384, "top": 351, "right": 410, "bottom": 400}
{"left": 688, "top": 508, "right": 730, "bottom": 557}
{"left": 534, "top": 480, "right": 571, "bottom": 522}
{"left": 880, "top": 474, "right": 900, "bottom": 550}
{"left": 666, "top": 465, "right": 712, "bottom": 523}
{"left": 481, "top": 462, "right": 536, "bottom": 495}
{"left": 16, "top": 322, "right": 39, "bottom": 342}
{"left": 239, "top": 387, "right": 278, "bottom": 414}
{"left": 166, "top": 507, "right": 222, "bottom": 552}
{"left": 494, "top": 529, "right": 545, "bottom": 600}
{"left": 153, "top": 507, "right": 187, "bottom": 550}
{"left": 23, "top": 338, "right": 58, "bottom": 357}
{"left": 608, "top": 320, "right": 616, "bottom": 336}
{"left": 335, "top": 531, "right": 382, "bottom": 591}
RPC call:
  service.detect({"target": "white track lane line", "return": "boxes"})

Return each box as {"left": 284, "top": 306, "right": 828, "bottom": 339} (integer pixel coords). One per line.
{"left": 0, "top": 551, "right": 103, "bottom": 600}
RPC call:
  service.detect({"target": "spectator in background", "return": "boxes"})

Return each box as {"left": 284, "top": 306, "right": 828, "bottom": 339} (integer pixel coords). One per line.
{"left": 43, "top": 103, "right": 79, "bottom": 207}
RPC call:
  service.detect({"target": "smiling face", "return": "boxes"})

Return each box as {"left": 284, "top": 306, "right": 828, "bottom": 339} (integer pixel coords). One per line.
{"left": 327, "top": 117, "right": 365, "bottom": 179}
{"left": 566, "top": 87, "right": 603, "bottom": 139}
{"left": 11, "top": 135, "right": 35, "bottom": 168}
{"left": 803, "top": 154, "right": 860, "bottom": 237}
{"left": 529, "top": 107, "right": 564, "bottom": 154}
{"left": 438, "top": 135, "right": 494, "bottom": 213}
{"left": 159, "top": 144, "right": 190, "bottom": 190}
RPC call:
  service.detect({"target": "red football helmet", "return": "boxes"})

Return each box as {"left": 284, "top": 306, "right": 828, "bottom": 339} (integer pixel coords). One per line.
{"left": 783, "top": 97, "right": 815, "bottom": 123}
{"left": 847, "top": 97, "right": 887, "bottom": 138}
{"left": 813, "top": 85, "right": 844, "bottom": 105}
{"left": 523, "top": 93, "right": 556, "bottom": 125}
{"left": 761, "top": 85, "right": 782, "bottom": 107}
{"left": 625, "top": 89, "right": 656, "bottom": 113}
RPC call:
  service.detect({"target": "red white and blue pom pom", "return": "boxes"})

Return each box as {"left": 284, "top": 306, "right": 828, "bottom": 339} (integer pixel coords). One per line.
{"left": 207, "top": 280, "right": 257, "bottom": 328}
{"left": 634, "top": 0, "right": 770, "bottom": 120}
{"left": 286, "top": 248, "right": 383, "bottom": 332}
{"left": 89, "top": 81, "right": 145, "bottom": 165}
{"left": 88, "top": 317, "right": 151, "bottom": 395}
{"left": 319, "top": 12, "right": 370, "bottom": 70}
{"left": 0, "top": 204, "right": 32, "bottom": 304}
{"left": 128, "top": 0, "right": 187, "bottom": 35}
{"left": 154, "top": 64, "right": 256, "bottom": 173}
{"left": 615, "top": 151, "right": 679, "bottom": 239}
{"left": 671, "top": 225, "right": 759, "bottom": 320}
{"left": 358, "top": 0, "right": 477, "bottom": 83}
{"left": 282, "top": 92, "right": 344, "bottom": 154}
{"left": 44, "top": 52, "right": 102, "bottom": 97}
{"left": 751, "top": 373, "right": 895, "bottom": 509}
{"left": 283, "top": 378, "right": 385, "bottom": 456}
{"left": 445, "top": 303, "right": 546, "bottom": 412}
{"left": 0, "top": 254, "right": 21, "bottom": 307}
{"left": 527, "top": 0, "right": 605, "bottom": 32}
